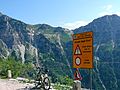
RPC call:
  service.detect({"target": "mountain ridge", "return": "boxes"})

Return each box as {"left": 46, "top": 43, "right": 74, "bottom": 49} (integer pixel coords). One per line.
{"left": 0, "top": 12, "right": 73, "bottom": 84}
{"left": 74, "top": 14, "right": 120, "bottom": 90}
{"left": 0, "top": 12, "right": 120, "bottom": 89}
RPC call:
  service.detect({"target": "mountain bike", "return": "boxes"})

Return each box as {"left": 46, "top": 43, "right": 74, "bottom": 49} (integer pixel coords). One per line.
{"left": 34, "top": 67, "right": 51, "bottom": 90}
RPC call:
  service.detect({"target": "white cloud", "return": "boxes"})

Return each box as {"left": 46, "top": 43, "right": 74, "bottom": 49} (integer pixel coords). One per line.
{"left": 104, "top": 5, "right": 112, "bottom": 11}
{"left": 98, "top": 4, "right": 120, "bottom": 16}
{"left": 98, "top": 5, "right": 120, "bottom": 17}
{"left": 63, "top": 20, "right": 89, "bottom": 30}
{"left": 62, "top": 4, "right": 120, "bottom": 30}
{"left": 98, "top": 4, "right": 113, "bottom": 16}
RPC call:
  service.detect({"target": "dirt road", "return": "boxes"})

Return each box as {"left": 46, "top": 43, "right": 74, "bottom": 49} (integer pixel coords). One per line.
{"left": 0, "top": 79, "right": 33, "bottom": 90}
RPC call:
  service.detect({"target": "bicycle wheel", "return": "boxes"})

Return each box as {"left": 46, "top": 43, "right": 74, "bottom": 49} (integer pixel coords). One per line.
{"left": 43, "top": 77, "right": 51, "bottom": 90}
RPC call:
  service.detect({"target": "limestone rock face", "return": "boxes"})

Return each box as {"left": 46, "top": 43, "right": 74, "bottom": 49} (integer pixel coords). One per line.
{"left": 0, "top": 12, "right": 120, "bottom": 89}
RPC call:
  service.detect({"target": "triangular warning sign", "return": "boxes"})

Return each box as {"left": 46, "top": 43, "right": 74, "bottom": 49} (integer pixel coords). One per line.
{"left": 74, "top": 68, "right": 82, "bottom": 80}
{"left": 74, "top": 45, "right": 82, "bottom": 55}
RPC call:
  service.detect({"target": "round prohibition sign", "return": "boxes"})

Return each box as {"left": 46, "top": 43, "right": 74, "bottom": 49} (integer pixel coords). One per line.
{"left": 75, "top": 57, "right": 81, "bottom": 66}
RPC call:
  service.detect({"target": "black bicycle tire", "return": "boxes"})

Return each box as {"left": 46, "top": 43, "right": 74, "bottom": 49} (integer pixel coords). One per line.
{"left": 43, "top": 77, "right": 51, "bottom": 90}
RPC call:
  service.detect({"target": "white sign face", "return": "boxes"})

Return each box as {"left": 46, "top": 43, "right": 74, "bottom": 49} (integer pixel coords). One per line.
{"left": 75, "top": 57, "right": 81, "bottom": 65}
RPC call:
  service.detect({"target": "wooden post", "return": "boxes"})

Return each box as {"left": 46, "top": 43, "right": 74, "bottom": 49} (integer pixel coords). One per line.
{"left": 73, "top": 80, "right": 81, "bottom": 90}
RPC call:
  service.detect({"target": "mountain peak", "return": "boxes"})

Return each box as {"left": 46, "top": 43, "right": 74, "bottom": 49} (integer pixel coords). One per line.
{"left": 104, "top": 14, "right": 119, "bottom": 17}
{"left": 74, "top": 14, "right": 120, "bottom": 34}
{"left": 103, "top": 14, "right": 120, "bottom": 19}
{"left": 87, "top": 14, "right": 120, "bottom": 27}
{"left": 95, "top": 14, "right": 120, "bottom": 21}
{"left": 0, "top": 12, "right": 3, "bottom": 16}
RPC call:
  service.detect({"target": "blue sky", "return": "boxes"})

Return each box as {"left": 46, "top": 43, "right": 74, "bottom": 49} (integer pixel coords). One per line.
{"left": 0, "top": 0, "right": 120, "bottom": 29}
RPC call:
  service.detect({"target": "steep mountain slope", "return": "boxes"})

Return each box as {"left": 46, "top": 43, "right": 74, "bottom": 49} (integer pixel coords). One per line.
{"left": 74, "top": 14, "right": 120, "bottom": 90}
{"left": 1, "top": 12, "right": 120, "bottom": 90}
{"left": 0, "top": 12, "right": 73, "bottom": 80}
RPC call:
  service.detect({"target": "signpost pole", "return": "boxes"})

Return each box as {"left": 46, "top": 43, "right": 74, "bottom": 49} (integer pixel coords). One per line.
{"left": 90, "top": 69, "right": 92, "bottom": 90}
{"left": 73, "top": 32, "right": 93, "bottom": 89}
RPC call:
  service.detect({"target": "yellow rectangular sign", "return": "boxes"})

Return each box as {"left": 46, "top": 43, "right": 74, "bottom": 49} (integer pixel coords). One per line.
{"left": 73, "top": 32, "right": 93, "bottom": 69}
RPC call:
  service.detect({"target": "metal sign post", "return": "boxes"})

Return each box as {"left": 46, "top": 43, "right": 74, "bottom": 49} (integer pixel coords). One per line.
{"left": 89, "top": 69, "right": 92, "bottom": 90}
{"left": 72, "top": 32, "right": 93, "bottom": 90}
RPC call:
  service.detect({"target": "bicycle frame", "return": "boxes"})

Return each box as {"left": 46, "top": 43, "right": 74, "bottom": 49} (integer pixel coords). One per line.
{"left": 34, "top": 67, "right": 51, "bottom": 90}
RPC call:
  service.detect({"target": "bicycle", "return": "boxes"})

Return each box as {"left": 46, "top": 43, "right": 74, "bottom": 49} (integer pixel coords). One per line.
{"left": 34, "top": 67, "right": 51, "bottom": 90}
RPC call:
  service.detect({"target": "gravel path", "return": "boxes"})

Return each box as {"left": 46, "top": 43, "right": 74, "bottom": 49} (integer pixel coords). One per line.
{"left": 0, "top": 79, "right": 34, "bottom": 90}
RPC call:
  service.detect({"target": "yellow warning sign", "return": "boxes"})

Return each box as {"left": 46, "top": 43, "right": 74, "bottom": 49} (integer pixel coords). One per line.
{"left": 73, "top": 32, "right": 93, "bottom": 69}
